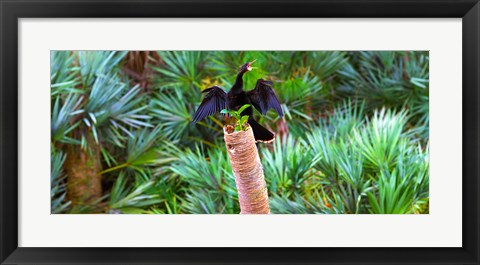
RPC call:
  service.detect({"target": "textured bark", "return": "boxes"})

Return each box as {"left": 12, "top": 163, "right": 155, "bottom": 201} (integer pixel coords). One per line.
{"left": 65, "top": 138, "right": 102, "bottom": 206}
{"left": 224, "top": 125, "right": 270, "bottom": 214}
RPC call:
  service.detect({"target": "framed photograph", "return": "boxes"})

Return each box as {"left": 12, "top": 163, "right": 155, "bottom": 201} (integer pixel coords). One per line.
{"left": 1, "top": 0, "right": 479, "bottom": 264}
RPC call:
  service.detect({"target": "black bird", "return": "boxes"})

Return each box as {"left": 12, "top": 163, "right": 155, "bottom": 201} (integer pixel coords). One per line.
{"left": 192, "top": 60, "right": 284, "bottom": 143}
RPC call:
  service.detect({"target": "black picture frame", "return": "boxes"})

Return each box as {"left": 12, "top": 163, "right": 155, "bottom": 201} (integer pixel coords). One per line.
{"left": 1, "top": 0, "right": 479, "bottom": 264}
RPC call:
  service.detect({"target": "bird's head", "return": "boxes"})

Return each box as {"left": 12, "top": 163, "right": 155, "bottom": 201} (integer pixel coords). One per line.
{"left": 238, "top": 59, "right": 257, "bottom": 74}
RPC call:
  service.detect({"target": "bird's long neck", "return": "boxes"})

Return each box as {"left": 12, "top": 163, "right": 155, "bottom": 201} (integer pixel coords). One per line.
{"left": 231, "top": 71, "right": 245, "bottom": 94}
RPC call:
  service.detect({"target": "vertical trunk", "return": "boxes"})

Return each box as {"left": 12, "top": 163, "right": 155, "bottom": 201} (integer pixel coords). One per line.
{"left": 65, "top": 136, "right": 102, "bottom": 207}
{"left": 224, "top": 125, "right": 270, "bottom": 214}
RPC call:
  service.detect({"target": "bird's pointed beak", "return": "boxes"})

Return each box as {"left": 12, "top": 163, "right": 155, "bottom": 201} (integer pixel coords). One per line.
{"left": 247, "top": 59, "right": 257, "bottom": 71}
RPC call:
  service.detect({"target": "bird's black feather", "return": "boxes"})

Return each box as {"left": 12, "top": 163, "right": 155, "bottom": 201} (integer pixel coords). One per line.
{"left": 248, "top": 118, "right": 275, "bottom": 143}
{"left": 246, "top": 79, "right": 284, "bottom": 117}
{"left": 192, "top": 86, "right": 227, "bottom": 123}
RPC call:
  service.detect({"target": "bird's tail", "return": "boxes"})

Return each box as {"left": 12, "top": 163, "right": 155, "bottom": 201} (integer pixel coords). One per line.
{"left": 248, "top": 118, "right": 275, "bottom": 143}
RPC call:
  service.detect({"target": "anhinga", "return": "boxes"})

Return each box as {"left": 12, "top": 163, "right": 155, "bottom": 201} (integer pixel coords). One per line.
{"left": 192, "top": 60, "right": 284, "bottom": 143}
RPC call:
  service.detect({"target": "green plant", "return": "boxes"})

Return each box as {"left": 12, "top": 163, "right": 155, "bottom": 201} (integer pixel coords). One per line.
{"left": 221, "top": 104, "right": 251, "bottom": 131}
{"left": 50, "top": 148, "right": 71, "bottom": 214}
{"left": 170, "top": 145, "right": 239, "bottom": 214}
{"left": 150, "top": 90, "right": 192, "bottom": 141}
{"left": 109, "top": 172, "right": 163, "bottom": 214}
{"left": 354, "top": 109, "right": 408, "bottom": 170}
{"left": 261, "top": 135, "right": 319, "bottom": 198}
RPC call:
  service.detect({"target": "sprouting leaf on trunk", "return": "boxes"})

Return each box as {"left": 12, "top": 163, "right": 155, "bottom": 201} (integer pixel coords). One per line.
{"left": 221, "top": 104, "right": 251, "bottom": 132}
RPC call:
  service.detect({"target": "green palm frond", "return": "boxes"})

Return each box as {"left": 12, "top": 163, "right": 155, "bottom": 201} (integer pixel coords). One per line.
{"left": 304, "top": 51, "right": 349, "bottom": 80}
{"left": 354, "top": 109, "right": 408, "bottom": 170}
{"left": 125, "top": 126, "right": 164, "bottom": 167}
{"left": 171, "top": 146, "right": 235, "bottom": 194}
{"left": 367, "top": 169, "right": 415, "bottom": 214}
{"left": 279, "top": 68, "right": 324, "bottom": 121}
{"left": 50, "top": 51, "right": 82, "bottom": 95}
{"left": 170, "top": 146, "right": 239, "bottom": 214}
{"left": 51, "top": 93, "right": 83, "bottom": 144}
{"left": 324, "top": 100, "right": 366, "bottom": 137}
{"left": 261, "top": 135, "right": 319, "bottom": 198}
{"left": 78, "top": 74, "right": 152, "bottom": 147}
{"left": 78, "top": 50, "right": 128, "bottom": 87}
{"left": 50, "top": 148, "right": 71, "bottom": 213}
{"left": 270, "top": 191, "right": 346, "bottom": 214}
{"left": 109, "top": 172, "right": 163, "bottom": 212}
{"left": 338, "top": 51, "right": 429, "bottom": 138}
{"left": 270, "top": 195, "right": 321, "bottom": 214}
{"left": 154, "top": 51, "right": 205, "bottom": 91}
{"left": 151, "top": 90, "right": 192, "bottom": 141}
{"left": 153, "top": 176, "right": 184, "bottom": 214}
{"left": 305, "top": 129, "right": 338, "bottom": 178}
{"left": 182, "top": 190, "right": 223, "bottom": 214}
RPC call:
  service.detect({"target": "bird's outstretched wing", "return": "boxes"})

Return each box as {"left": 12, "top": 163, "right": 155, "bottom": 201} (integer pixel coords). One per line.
{"left": 246, "top": 79, "right": 284, "bottom": 117}
{"left": 192, "top": 86, "right": 227, "bottom": 123}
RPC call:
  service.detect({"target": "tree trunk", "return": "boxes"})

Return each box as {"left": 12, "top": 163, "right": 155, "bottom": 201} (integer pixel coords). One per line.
{"left": 224, "top": 125, "right": 270, "bottom": 214}
{"left": 65, "top": 136, "right": 102, "bottom": 207}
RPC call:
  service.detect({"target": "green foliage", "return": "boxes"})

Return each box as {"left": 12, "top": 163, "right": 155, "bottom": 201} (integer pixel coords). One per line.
{"left": 151, "top": 90, "right": 191, "bottom": 141}
{"left": 354, "top": 109, "right": 408, "bottom": 170}
{"left": 77, "top": 51, "right": 128, "bottom": 87}
{"left": 338, "top": 51, "right": 429, "bottom": 135}
{"left": 262, "top": 135, "right": 319, "bottom": 198}
{"left": 51, "top": 93, "right": 82, "bottom": 144}
{"left": 51, "top": 50, "right": 429, "bottom": 214}
{"left": 153, "top": 51, "right": 205, "bottom": 102}
{"left": 50, "top": 149, "right": 71, "bottom": 213}
{"left": 50, "top": 51, "right": 82, "bottom": 95}
{"left": 221, "top": 104, "right": 251, "bottom": 131}
{"left": 109, "top": 172, "right": 163, "bottom": 213}
{"left": 270, "top": 104, "right": 428, "bottom": 214}
{"left": 171, "top": 146, "right": 239, "bottom": 214}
